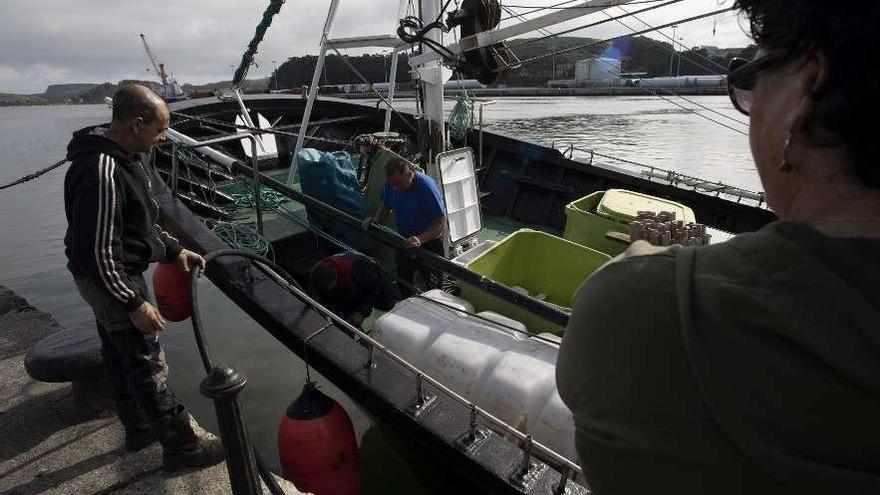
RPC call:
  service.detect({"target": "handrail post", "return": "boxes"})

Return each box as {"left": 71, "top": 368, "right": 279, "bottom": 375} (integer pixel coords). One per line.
{"left": 171, "top": 142, "right": 180, "bottom": 194}
{"left": 249, "top": 137, "right": 263, "bottom": 235}
{"left": 200, "top": 365, "right": 261, "bottom": 495}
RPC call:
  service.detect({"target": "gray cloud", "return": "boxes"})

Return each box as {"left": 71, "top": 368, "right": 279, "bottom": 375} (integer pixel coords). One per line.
{"left": 0, "top": 0, "right": 749, "bottom": 94}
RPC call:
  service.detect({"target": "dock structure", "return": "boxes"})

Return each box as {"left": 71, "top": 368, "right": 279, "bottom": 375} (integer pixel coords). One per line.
{"left": 0, "top": 285, "right": 307, "bottom": 495}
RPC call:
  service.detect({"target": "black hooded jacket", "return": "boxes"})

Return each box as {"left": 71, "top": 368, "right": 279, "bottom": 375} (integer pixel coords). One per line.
{"left": 64, "top": 125, "right": 182, "bottom": 312}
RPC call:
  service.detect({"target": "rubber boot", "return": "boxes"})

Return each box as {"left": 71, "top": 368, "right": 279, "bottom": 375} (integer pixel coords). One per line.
{"left": 115, "top": 398, "right": 156, "bottom": 453}
{"left": 153, "top": 406, "right": 225, "bottom": 471}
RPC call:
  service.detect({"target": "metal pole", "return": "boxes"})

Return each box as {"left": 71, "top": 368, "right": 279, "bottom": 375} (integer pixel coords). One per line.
{"left": 233, "top": 89, "right": 267, "bottom": 154}
{"left": 288, "top": 0, "right": 341, "bottom": 187}
{"left": 479, "top": 104, "right": 484, "bottom": 169}
{"left": 668, "top": 25, "right": 677, "bottom": 76}
{"left": 171, "top": 142, "right": 180, "bottom": 194}
{"left": 250, "top": 138, "right": 263, "bottom": 235}
{"left": 383, "top": 48, "right": 401, "bottom": 133}
{"left": 200, "top": 365, "right": 261, "bottom": 495}
{"left": 166, "top": 128, "right": 238, "bottom": 170}
{"left": 419, "top": 0, "right": 446, "bottom": 175}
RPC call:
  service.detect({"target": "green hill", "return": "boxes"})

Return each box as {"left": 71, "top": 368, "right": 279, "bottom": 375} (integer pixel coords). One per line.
{"left": 0, "top": 93, "right": 48, "bottom": 106}
{"left": 43, "top": 84, "right": 100, "bottom": 102}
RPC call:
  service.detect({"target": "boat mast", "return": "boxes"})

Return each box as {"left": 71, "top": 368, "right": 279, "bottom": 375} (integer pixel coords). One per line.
{"left": 287, "top": 0, "right": 341, "bottom": 186}
{"left": 417, "top": 0, "right": 447, "bottom": 174}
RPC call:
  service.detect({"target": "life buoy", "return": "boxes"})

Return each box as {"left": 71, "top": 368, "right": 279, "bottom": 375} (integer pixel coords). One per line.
{"left": 278, "top": 382, "right": 360, "bottom": 495}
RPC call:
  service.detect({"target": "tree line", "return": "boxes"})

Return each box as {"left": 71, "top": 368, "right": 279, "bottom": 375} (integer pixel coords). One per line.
{"left": 272, "top": 36, "right": 751, "bottom": 89}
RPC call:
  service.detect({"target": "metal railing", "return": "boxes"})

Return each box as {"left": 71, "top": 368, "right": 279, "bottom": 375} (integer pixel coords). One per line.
{"left": 253, "top": 259, "right": 584, "bottom": 486}
{"left": 564, "top": 144, "right": 766, "bottom": 206}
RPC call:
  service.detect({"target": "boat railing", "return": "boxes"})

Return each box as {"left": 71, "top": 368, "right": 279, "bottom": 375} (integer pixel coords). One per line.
{"left": 565, "top": 144, "right": 767, "bottom": 206}
{"left": 253, "top": 257, "right": 583, "bottom": 488}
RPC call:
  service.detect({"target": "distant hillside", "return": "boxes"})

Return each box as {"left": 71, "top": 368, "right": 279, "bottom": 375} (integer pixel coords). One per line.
{"left": 0, "top": 93, "right": 48, "bottom": 106}
{"left": 181, "top": 78, "right": 269, "bottom": 94}
{"left": 43, "top": 84, "right": 99, "bottom": 102}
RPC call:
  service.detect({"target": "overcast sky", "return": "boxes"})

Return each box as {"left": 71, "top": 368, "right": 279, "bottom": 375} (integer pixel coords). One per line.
{"left": 0, "top": 0, "right": 751, "bottom": 94}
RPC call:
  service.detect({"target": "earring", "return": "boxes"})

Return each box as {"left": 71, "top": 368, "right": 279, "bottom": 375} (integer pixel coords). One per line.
{"left": 779, "top": 131, "right": 794, "bottom": 173}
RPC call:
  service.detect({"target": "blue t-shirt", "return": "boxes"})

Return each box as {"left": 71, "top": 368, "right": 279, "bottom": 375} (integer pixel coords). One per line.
{"left": 380, "top": 172, "right": 446, "bottom": 237}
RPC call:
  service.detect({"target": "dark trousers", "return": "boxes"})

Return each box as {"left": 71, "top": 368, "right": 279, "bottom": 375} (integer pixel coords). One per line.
{"left": 396, "top": 239, "right": 444, "bottom": 296}
{"left": 75, "top": 276, "right": 179, "bottom": 427}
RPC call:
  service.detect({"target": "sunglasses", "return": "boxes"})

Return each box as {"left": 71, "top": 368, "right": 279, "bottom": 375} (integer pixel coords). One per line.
{"left": 727, "top": 54, "right": 784, "bottom": 115}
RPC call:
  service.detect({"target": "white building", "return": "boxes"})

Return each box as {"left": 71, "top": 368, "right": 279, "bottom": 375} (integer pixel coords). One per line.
{"left": 574, "top": 58, "right": 622, "bottom": 86}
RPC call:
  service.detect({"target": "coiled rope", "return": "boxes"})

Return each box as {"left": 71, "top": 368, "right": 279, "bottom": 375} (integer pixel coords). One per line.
{"left": 208, "top": 220, "right": 273, "bottom": 258}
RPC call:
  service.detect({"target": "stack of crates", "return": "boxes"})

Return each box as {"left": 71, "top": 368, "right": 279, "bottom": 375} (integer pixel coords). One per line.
{"left": 563, "top": 189, "right": 696, "bottom": 256}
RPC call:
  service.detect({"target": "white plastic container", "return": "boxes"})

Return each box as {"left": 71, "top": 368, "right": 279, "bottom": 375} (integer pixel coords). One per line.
{"left": 374, "top": 290, "right": 576, "bottom": 462}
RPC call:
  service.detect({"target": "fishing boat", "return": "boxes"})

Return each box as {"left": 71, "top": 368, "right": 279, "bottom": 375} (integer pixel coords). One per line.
{"left": 135, "top": 0, "right": 774, "bottom": 493}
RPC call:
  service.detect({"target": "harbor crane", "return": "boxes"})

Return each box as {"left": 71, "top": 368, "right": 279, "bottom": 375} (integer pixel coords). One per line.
{"left": 139, "top": 33, "right": 185, "bottom": 101}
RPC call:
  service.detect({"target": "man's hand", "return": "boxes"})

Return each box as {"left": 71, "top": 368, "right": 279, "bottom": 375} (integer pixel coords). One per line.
{"left": 404, "top": 236, "right": 421, "bottom": 248}
{"left": 348, "top": 312, "right": 365, "bottom": 326}
{"left": 129, "top": 301, "right": 166, "bottom": 334}
{"left": 175, "top": 249, "right": 206, "bottom": 274}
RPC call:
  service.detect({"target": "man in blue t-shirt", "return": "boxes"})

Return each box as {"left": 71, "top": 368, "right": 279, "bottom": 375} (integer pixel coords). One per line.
{"left": 364, "top": 158, "right": 447, "bottom": 293}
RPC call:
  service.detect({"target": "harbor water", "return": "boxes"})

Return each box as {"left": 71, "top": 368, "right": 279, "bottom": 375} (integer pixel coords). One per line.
{"left": 0, "top": 95, "right": 757, "bottom": 494}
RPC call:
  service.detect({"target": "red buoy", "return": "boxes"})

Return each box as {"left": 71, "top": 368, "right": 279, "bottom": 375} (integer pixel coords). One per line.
{"left": 152, "top": 262, "right": 191, "bottom": 322}
{"left": 278, "top": 382, "right": 360, "bottom": 495}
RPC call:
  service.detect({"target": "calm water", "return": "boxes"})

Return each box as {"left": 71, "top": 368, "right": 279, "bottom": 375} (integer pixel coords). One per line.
{"left": 0, "top": 96, "right": 760, "bottom": 494}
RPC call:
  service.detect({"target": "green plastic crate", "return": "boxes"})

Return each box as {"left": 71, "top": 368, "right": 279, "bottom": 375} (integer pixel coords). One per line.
{"left": 563, "top": 189, "right": 695, "bottom": 256}
{"left": 460, "top": 229, "right": 611, "bottom": 335}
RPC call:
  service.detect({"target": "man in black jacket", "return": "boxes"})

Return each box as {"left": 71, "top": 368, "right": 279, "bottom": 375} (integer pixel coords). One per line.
{"left": 64, "top": 84, "right": 222, "bottom": 470}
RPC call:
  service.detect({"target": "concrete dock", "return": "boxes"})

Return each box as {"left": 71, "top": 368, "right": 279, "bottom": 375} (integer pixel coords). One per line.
{"left": 0, "top": 285, "right": 306, "bottom": 495}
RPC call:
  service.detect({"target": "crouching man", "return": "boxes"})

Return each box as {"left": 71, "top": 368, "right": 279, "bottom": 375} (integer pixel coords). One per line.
{"left": 309, "top": 252, "right": 402, "bottom": 327}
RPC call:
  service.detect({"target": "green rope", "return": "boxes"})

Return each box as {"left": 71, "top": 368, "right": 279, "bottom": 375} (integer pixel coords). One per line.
{"left": 233, "top": 0, "right": 286, "bottom": 87}
{"left": 209, "top": 220, "right": 272, "bottom": 257}
{"left": 231, "top": 178, "right": 285, "bottom": 210}
{"left": 448, "top": 93, "right": 475, "bottom": 141}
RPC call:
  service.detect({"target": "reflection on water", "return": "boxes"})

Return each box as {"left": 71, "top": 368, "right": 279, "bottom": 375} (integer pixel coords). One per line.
{"left": 0, "top": 96, "right": 763, "bottom": 494}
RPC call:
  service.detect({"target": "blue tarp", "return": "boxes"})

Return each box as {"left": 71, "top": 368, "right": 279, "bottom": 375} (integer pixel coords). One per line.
{"left": 297, "top": 148, "right": 369, "bottom": 249}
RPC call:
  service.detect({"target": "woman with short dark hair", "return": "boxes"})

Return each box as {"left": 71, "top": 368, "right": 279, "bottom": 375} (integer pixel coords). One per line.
{"left": 556, "top": 2, "right": 880, "bottom": 494}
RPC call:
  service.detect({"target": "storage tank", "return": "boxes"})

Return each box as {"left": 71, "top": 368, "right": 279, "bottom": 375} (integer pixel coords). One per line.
{"left": 636, "top": 75, "right": 725, "bottom": 87}
{"left": 373, "top": 290, "right": 577, "bottom": 462}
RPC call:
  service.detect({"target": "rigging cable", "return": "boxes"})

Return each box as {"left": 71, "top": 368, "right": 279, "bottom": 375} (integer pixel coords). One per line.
{"left": 509, "top": 0, "right": 683, "bottom": 49}
{"left": 169, "top": 110, "right": 357, "bottom": 148}
{"left": 593, "top": 11, "right": 749, "bottom": 128}
{"left": 327, "top": 46, "right": 420, "bottom": 135}
{"left": 502, "top": 0, "right": 667, "bottom": 12}
{"left": 0, "top": 158, "right": 69, "bottom": 191}
{"left": 515, "top": 7, "right": 733, "bottom": 65}
{"left": 614, "top": 4, "right": 729, "bottom": 74}
{"left": 507, "top": 7, "right": 748, "bottom": 134}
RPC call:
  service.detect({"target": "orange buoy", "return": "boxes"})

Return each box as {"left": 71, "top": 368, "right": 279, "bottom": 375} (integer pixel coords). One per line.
{"left": 278, "top": 382, "right": 360, "bottom": 495}
{"left": 152, "top": 262, "right": 191, "bottom": 322}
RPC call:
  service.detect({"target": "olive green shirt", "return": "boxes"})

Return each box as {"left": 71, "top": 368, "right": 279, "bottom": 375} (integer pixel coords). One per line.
{"left": 557, "top": 221, "right": 880, "bottom": 495}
